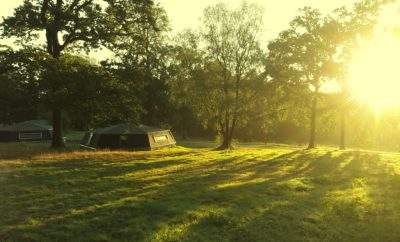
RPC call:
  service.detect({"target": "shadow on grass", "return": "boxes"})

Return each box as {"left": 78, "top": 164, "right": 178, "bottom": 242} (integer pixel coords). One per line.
{"left": 1, "top": 148, "right": 400, "bottom": 241}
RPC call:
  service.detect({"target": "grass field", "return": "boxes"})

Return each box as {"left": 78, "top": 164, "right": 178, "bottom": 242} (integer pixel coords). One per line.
{"left": 1, "top": 142, "right": 400, "bottom": 241}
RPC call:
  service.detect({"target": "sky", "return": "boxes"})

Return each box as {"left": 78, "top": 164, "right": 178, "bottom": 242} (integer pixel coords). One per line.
{"left": 157, "top": 0, "right": 355, "bottom": 40}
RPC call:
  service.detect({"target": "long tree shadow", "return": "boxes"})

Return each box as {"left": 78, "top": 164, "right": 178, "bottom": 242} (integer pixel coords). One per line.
{"left": 181, "top": 151, "right": 400, "bottom": 241}
{"left": 2, "top": 148, "right": 400, "bottom": 241}
{"left": 0, "top": 148, "right": 299, "bottom": 240}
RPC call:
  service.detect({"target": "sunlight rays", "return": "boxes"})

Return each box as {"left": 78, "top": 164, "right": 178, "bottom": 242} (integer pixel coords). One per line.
{"left": 348, "top": 3, "right": 400, "bottom": 112}
{"left": 348, "top": 33, "right": 400, "bottom": 111}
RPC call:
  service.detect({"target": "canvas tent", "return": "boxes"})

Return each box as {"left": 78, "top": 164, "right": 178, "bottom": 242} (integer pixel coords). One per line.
{"left": 80, "top": 124, "right": 176, "bottom": 150}
{"left": 0, "top": 120, "right": 52, "bottom": 142}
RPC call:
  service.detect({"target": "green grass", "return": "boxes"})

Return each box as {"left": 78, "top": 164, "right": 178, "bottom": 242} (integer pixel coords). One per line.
{"left": 1, "top": 142, "right": 400, "bottom": 241}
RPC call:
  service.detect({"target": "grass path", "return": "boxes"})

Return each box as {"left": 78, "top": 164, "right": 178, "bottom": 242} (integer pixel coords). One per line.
{"left": 1, "top": 143, "right": 400, "bottom": 241}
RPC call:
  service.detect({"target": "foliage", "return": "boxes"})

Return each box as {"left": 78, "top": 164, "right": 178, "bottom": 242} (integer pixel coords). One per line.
{"left": 168, "top": 30, "right": 210, "bottom": 138}
{"left": 0, "top": 0, "right": 156, "bottom": 55}
{"left": 0, "top": 0, "right": 397, "bottom": 151}
{"left": 0, "top": 47, "right": 44, "bottom": 123}
{"left": 266, "top": 0, "right": 385, "bottom": 149}
{"left": 107, "top": 2, "right": 172, "bottom": 126}
{"left": 42, "top": 54, "right": 142, "bottom": 129}
{"left": 267, "top": 7, "right": 339, "bottom": 149}
{"left": 326, "top": 0, "right": 383, "bottom": 149}
{"left": 171, "top": 3, "right": 266, "bottom": 149}
{"left": 0, "top": 48, "right": 139, "bottom": 130}
{"left": 0, "top": 0, "right": 156, "bottom": 148}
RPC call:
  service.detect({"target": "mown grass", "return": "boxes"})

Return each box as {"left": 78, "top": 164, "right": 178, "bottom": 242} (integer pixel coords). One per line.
{"left": 1, "top": 142, "right": 400, "bottom": 241}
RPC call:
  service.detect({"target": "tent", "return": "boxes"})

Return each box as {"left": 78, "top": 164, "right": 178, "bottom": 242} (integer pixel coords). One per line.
{"left": 0, "top": 120, "right": 53, "bottom": 142}
{"left": 80, "top": 124, "right": 176, "bottom": 150}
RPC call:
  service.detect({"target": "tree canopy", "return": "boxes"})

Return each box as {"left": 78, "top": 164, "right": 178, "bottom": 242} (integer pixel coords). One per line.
{"left": 0, "top": 0, "right": 397, "bottom": 151}
{"left": 1, "top": 0, "right": 157, "bottom": 148}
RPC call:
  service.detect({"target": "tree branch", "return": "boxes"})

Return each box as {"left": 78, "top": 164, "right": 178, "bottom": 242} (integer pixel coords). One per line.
{"left": 75, "top": 0, "right": 93, "bottom": 12}
{"left": 40, "top": 0, "right": 50, "bottom": 25}
{"left": 67, "top": 0, "right": 80, "bottom": 13}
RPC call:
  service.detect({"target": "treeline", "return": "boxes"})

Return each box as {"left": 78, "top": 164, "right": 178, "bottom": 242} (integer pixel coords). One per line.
{"left": 0, "top": 0, "right": 397, "bottom": 151}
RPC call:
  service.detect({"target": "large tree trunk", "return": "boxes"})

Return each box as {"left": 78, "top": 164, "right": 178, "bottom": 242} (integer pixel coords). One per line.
{"left": 217, "top": 70, "right": 240, "bottom": 150}
{"left": 51, "top": 108, "right": 65, "bottom": 148}
{"left": 49, "top": 46, "right": 65, "bottom": 148}
{"left": 218, "top": 131, "right": 233, "bottom": 150}
{"left": 218, "top": 125, "right": 233, "bottom": 150}
{"left": 339, "top": 107, "right": 346, "bottom": 150}
{"left": 307, "top": 93, "right": 317, "bottom": 149}
{"left": 217, "top": 118, "right": 236, "bottom": 150}
{"left": 181, "top": 123, "right": 188, "bottom": 140}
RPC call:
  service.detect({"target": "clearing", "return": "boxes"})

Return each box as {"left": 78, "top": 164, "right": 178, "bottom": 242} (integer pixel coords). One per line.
{"left": 1, "top": 142, "right": 400, "bottom": 241}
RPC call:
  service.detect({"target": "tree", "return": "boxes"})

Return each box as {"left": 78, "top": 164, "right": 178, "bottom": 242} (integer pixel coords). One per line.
{"left": 0, "top": 47, "right": 43, "bottom": 124}
{"left": 0, "top": 0, "right": 155, "bottom": 148}
{"left": 41, "top": 54, "right": 140, "bottom": 130}
{"left": 267, "top": 1, "right": 386, "bottom": 149}
{"left": 0, "top": 46, "right": 138, "bottom": 131}
{"left": 199, "top": 2, "right": 265, "bottom": 149}
{"left": 108, "top": 3, "right": 172, "bottom": 126}
{"left": 268, "top": 8, "right": 337, "bottom": 149}
{"left": 326, "top": 0, "right": 383, "bottom": 149}
{"left": 169, "top": 30, "right": 205, "bottom": 139}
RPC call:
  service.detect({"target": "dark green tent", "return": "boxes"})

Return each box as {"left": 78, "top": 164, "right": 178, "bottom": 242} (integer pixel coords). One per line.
{"left": 80, "top": 124, "right": 176, "bottom": 150}
{"left": 0, "top": 120, "right": 52, "bottom": 142}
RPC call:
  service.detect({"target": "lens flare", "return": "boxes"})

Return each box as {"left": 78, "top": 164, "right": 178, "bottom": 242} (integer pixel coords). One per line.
{"left": 348, "top": 34, "right": 400, "bottom": 111}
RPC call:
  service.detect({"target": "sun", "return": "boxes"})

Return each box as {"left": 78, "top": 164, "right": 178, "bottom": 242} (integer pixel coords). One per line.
{"left": 348, "top": 33, "right": 400, "bottom": 111}
{"left": 347, "top": 0, "right": 400, "bottom": 112}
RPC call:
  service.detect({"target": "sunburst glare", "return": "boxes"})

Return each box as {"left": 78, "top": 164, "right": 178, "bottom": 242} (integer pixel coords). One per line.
{"left": 349, "top": 34, "right": 400, "bottom": 111}
{"left": 348, "top": 3, "right": 400, "bottom": 112}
